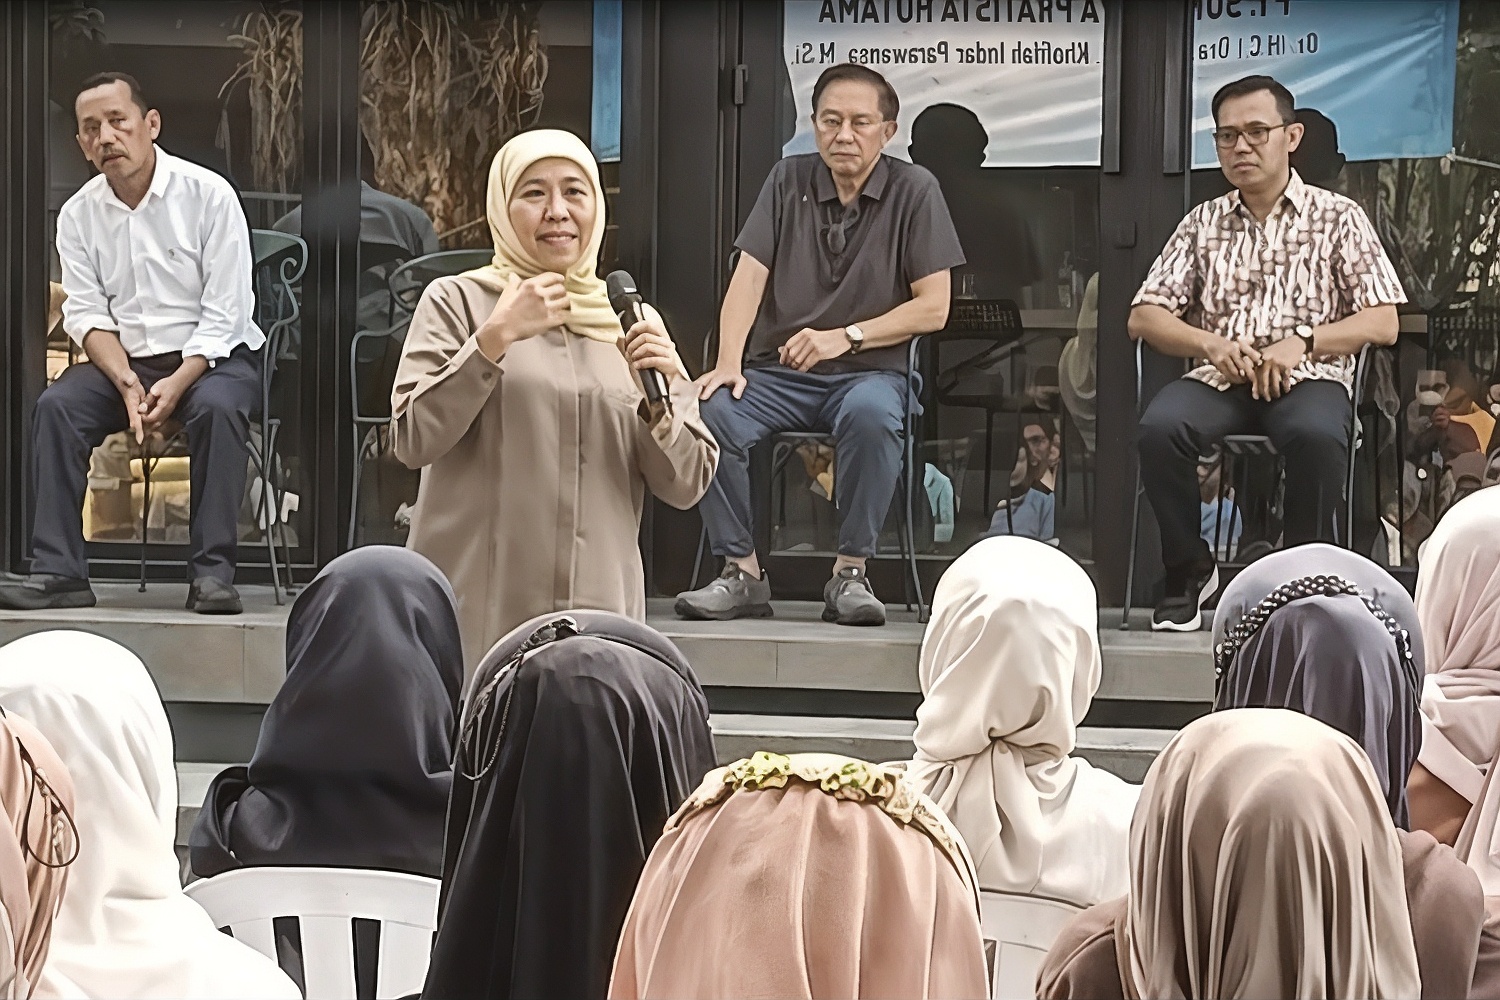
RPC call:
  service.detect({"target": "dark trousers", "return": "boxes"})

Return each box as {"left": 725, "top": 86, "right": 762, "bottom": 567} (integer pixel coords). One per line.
{"left": 697, "top": 366, "right": 910, "bottom": 559}
{"left": 1139, "top": 377, "right": 1351, "bottom": 569}
{"left": 30, "top": 347, "right": 261, "bottom": 584}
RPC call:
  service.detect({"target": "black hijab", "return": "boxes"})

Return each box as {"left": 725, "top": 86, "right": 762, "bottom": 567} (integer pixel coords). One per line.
{"left": 1214, "top": 580, "right": 1422, "bottom": 829}
{"left": 420, "top": 610, "right": 717, "bottom": 1000}
{"left": 189, "top": 546, "right": 463, "bottom": 878}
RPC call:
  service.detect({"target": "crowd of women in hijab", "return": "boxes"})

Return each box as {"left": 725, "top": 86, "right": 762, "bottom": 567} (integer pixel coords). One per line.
{"left": 0, "top": 484, "right": 1488, "bottom": 999}
{"left": 4, "top": 123, "right": 1500, "bottom": 1000}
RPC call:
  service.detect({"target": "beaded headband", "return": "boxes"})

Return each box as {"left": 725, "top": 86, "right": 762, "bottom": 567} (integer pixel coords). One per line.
{"left": 1212, "top": 574, "right": 1416, "bottom": 685}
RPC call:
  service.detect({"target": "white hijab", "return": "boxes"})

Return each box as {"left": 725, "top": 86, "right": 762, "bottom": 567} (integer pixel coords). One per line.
{"left": 1415, "top": 488, "right": 1500, "bottom": 890}
{"left": 0, "top": 631, "right": 299, "bottom": 999}
{"left": 905, "top": 536, "right": 1138, "bottom": 905}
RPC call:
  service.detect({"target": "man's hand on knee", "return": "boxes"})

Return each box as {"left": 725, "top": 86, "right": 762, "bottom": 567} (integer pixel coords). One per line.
{"left": 695, "top": 365, "right": 747, "bottom": 401}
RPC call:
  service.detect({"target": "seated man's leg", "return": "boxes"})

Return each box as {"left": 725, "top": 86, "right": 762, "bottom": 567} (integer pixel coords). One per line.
{"left": 676, "top": 367, "right": 821, "bottom": 619}
{"left": 820, "top": 370, "right": 908, "bottom": 626}
{"left": 1262, "top": 378, "right": 1352, "bottom": 546}
{"left": 1137, "top": 378, "right": 1249, "bottom": 630}
{"left": 2, "top": 362, "right": 131, "bottom": 606}
{"left": 175, "top": 347, "right": 260, "bottom": 599}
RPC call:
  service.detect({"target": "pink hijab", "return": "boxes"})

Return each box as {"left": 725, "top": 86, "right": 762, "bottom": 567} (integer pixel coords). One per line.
{"left": 609, "top": 753, "right": 989, "bottom": 999}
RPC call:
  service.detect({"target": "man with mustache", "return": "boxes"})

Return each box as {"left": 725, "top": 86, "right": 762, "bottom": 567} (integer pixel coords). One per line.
{"left": 1130, "top": 74, "right": 1405, "bottom": 632}
{"left": 0, "top": 72, "right": 262, "bottom": 614}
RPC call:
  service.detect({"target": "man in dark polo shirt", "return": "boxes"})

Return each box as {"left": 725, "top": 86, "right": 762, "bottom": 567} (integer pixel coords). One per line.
{"left": 675, "top": 63, "right": 964, "bottom": 627}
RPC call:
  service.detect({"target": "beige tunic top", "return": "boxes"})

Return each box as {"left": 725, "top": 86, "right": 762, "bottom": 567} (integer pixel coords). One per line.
{"left": 391, "top": 275, "right": 718, "bottom": 673}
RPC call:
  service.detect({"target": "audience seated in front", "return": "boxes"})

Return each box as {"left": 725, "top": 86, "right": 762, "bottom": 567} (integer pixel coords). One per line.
{"left": 1409, "top": 488, "right": 1500, "bottom": 862}
{"left": 0, "top": 709, "right": 78, "bottom": 999}
{"left": 421, "top": 611, "right": 716, "bottom": 1000}
{"left": 1038, "top": 710, "right": 1424, "bottom": 999}
{"left": 675, "top": 61, "right": 964, "bottom": 628}
{"left": 0, "top": 631, "right": 299, "bottom": 998}
{"left": 0, "top": 72, "right": 264, "bottom": 616}
{"left": 189, "top": 546, "right": 463, "bottom": 879}
{"left": 610, "top": 751, "right": 989, "bottom": 999}
{"left": 1211, "top": 549, "right": 1500, "bottom": 997}
{"left": 902, "top": 535, "right": 1137, "bottom": 906}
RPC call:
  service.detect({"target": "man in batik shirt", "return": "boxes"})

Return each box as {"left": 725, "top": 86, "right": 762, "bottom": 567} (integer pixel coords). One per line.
{"left": 1130, "top": 75, "right": 1404, "bottom": 632}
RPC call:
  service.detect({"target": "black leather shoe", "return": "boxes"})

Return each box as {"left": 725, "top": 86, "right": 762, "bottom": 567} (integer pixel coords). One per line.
{"left": 186, "top": 578, "right": 242, "bottom": 615}
{"left": 0, "top": 575, "right": 96, "bottom": 611}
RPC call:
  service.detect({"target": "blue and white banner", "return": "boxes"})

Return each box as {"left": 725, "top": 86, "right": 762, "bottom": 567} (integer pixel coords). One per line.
{"left": 782, "top": 0, "right": 1107, "bottom": 168}
{"left": 1191, "top": 0, "right": 1459, "bottom": 167}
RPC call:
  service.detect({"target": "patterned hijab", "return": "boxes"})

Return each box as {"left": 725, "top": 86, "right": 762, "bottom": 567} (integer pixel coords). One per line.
{"left": 461, "top": 128, "right": 621, "bottom": 342}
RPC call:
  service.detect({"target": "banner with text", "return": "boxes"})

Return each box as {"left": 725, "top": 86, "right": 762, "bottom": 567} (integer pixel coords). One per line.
{"left": 1191, "top": 0, "right": 1459, "bottom": 168}
{"left": 782, "top": 0, "right": 1106, "bottom": 167}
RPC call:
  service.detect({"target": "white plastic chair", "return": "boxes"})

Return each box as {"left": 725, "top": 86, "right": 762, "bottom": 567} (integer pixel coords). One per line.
{"left": 183, "top": 867, "right": 440, "bottom": 1000}
{"left": 979, "top": 890, "right": 1085, "bottom": 1000}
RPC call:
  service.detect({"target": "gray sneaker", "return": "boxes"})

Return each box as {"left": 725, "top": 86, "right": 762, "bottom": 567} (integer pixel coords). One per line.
{"left": 674, "top": 564, "right": 773, "bottom": 621}
{"left": 823, "top": 566, "right": 886, "bottom": 626}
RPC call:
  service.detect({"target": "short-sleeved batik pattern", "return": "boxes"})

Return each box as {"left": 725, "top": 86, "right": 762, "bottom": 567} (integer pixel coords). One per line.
{"left": 1133, "top": 170, "right": 1407, "bottom": 392}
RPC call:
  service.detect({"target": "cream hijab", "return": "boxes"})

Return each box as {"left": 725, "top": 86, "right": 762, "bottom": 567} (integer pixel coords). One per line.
{"left": 0, "top": 631, "right": 299, "bottom": 999}
{"left": 1415, "top": 488, "right": 1500, "bottom": 889}
{"left": 905, "top": 536, "right": 1138, "bottom": 905}
{"left": 462, "top": 128, "right": 621, "bottom": 343}
{"left": 1121, "top": 709, "right": 1420, "bottom": 1000}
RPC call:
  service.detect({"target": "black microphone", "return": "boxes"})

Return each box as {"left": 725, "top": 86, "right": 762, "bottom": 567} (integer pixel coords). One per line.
{"left": 605, "top": 270, "right": 670, "bottom": 413}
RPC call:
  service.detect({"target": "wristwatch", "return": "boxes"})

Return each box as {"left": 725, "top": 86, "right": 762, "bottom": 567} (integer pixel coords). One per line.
{"left": 1294, "top": 323, "right": 1316, "bottom": 357}
{"left": 844, "top": 324, "right": 866, "bottom": 355}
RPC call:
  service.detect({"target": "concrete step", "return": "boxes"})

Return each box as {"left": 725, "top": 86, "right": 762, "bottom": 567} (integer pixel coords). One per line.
{"left": 172, "top": 720, "right": 1172, "bottom": 846}
{"left": 0, "top": 587, "right": 1213, "bottom": 708}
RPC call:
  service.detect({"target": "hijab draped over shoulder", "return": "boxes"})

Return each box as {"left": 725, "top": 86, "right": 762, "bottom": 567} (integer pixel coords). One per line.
{"left": 0, "top": 709, "right": 76, "bottom": 1000}
{"left": 190, "top": 546, "right": 463, "bottom": 878}
{"left": 0, "top": 631, "right": 299, "bottom": 999}
{"left": 905, "top": 536, "right": 1138, "bottom": 905}
{"left": 1039, "top": 710, "right": 1421, "bottom": 1000}
{"left": 461, "top": 128, "right": 620, "bottom": 343}
{"left": 421, "top": 611, "right": 716, "bottom": 1000}
{"left": 1212, "top": 552, "right": 1422, "bottom": 828}
{"left": 1415, "top": 488, "right": 1500, "bottom": 891}
{"left": 610, "top": 752, "right": 990, "bottom": 1000}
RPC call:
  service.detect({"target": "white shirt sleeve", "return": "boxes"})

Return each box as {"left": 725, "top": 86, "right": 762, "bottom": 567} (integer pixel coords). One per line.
{"left": 181, "top": 182, "right": 256, "bottom": 361}
{"left": 56, "top": 206, "right": 118, "bottom": 347}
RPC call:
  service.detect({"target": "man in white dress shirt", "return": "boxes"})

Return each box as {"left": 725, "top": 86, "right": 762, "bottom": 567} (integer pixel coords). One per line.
{"left": 0, "top": 73, "right": 263, "bottom": 614}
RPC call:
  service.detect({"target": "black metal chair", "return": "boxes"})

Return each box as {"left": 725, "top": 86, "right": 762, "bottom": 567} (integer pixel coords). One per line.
{"left": 1119, "top": 339, "right": 1371, "bottom": 628}
{"left": 347, "top": 248, "right": 493, "bottom": 548}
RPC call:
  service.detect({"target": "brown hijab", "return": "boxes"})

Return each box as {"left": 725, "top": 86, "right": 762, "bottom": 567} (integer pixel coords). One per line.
{"left": 0, "top": 710, "right": 77, "bottom": 999}
{"left": 1042, "top": 711, "right": 1422, "bottom": 1000}
{"left": 609, "top": 753, "right": 989, "bottom": 1000}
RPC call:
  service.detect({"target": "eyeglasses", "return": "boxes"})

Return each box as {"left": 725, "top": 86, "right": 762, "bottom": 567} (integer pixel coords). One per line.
{"left": 815, "top": 115, "right": 887, "bottom": 135}
{"left": 1211, "top": 122, "right": 1293, "bottom": 149}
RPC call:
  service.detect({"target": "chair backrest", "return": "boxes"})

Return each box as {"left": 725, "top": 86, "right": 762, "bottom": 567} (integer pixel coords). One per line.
{"left": 184, "top": 866, "right": 440, "bottom": 1000}
{"left": 251, "top": 229, "right": 309, "bottom": 359}
{"left": 387, "top": 249, "right": 495, "bottom": 316}
{"left": 978, "top": 889, "right": 1084, "bottom": 1000}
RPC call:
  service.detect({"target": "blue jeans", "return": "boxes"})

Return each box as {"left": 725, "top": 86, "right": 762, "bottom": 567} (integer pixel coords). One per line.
{"left": 697, "top": 366, "right": 911, "bottom": 559}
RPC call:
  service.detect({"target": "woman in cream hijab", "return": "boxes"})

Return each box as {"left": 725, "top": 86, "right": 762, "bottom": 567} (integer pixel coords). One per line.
{"left": 0, "top": 631, "right": 299, "bottom": 999}
{"left": 610, "top": 752, "right": 989, "bottom": 999}
{"left": 0, "top": 709, "right": 77, "bottom": 1000}
{"left": 392, "top": 129, "right": 718, "bottom": 673}
{"left": 1038, "top": 709, "right": 1423, "bottom": 1000}
{"left": 903, "top": 535, "right": 1137, "bottom": 906}
{"left": 1410, "top": 487, "right": 1500, "bottom": 854}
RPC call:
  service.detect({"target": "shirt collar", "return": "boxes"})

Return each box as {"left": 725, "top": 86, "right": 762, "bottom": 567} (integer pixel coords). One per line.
{"left": 1228, "top": 168, "right": 1308, "bottom": 220}
{"left": 98, "top": 144, "right": 172, "bottom": 211}
{"left": 813, "top": 154, "right": 890, "bottom": 205}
